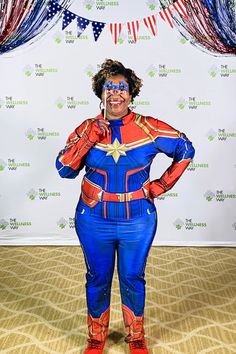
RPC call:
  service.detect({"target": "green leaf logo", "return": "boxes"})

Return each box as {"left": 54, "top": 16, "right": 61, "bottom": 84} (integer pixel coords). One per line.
{"left": 25, "top": 71, "right": 32, "bottom": 77}
{"left": 179, "top": 37, "right": 187, "bottom": 45}
{"left": 148, "top": 71, "right": 155, "bottom": 78}
{"left": 55, "top": 37, "right": 62, "bottom": 44}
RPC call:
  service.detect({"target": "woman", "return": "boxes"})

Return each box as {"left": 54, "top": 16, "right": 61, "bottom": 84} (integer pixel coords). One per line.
{"left": 56, "top": 59, "right": 195, "bottom": 354}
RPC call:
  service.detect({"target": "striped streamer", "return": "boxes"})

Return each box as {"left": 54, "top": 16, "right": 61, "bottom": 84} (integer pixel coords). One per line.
{"left": 0, "top": 0, "right": 72, "bottom": 55}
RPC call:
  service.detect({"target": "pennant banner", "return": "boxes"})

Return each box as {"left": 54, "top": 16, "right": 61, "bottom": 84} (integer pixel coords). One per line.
{"left": 92, "top": 21, "right": 106, "bottom": 41}
{"left": 109, "top": 23, "right": 122, "bottom": 44}
{"left": 172, "top": 0, "right": 188, "bottom": 18}
{"left": 159, "top": 7, "right": 174, "bottom": 29}
{"left": 62, "top": 9, "right": 76, "bottom": 30}
{"left": 46, "top": 0, "right": 187, "bottom": 44}
{"left": 77, "top": 16, "right": 90, "bottom": 37}
{"left": 127, "top": 21, "right": 140, "bottom": 43}
{"left": 47, "top": 1, "right": 62, "bottom": 21}
{"left": 143, "top": 15, "right": 158, "bottom": 36}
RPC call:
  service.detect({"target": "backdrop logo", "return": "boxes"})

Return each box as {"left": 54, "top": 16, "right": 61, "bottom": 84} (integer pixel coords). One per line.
{"left": 0, "top": 219, "right": 8, "bottom": 230}
{"left": 177, "top": 97, "right": 211, "bottom": 110}
{"left": 25, "top": 128, "right": 60, "bottom": 140}
{"left": 146, "top": 0, "right": 159, "bottom": 10}
{"left": 0, "top": 159, "right": 7, "bottom": 171}
{"left": 117, "top": 33, "right": 126, "bottom": 45}
{"left": 147, "top": 64, "right": 181, "bottom": 77}
{"left": 83, "top": 0, "right": 94, "bottom": 10}
{"left": 85, "top": 65, "right": 96, "bottom": 77}
{"left": 55, "top": 97, "right": 89, "bottom": 109}
{"left": 207, "top": 129, "right": 236, "bottom": 141}
{"left": 129, "top": 100, "right": 150, "bottom": 110}
{"left": 27, "top": 188, "right": 61, "bottom": 200}
{"left": 157, "top": 192, "right": 178, "bottom": 200}
{"left": 204, "top": 190, "right": 236, "bottom": 202}
{"left": 127, "top": 34, "right": 151, "bottom": 44}
{"left": 177, "top": 97, "right": 187, "bottom": 110}
{"left": 0, "top": 158, "right": 30, "bottom": 171}
{"left": 53, "top": 31, "right": 88, "bottom": 44}
{"left": 23, "top": 64, "right": 58, "bottom": 77}
{"left": 204, "top": 190, "right": 215, "bottom": 202}
{"left": 187, "top": 162, "right": 209, "bottom": 171}
{"left": 57, "top": 217, "right": 75, "bottom": 229}
{"left": 209, "top": 64, "right": 236, "bottom": 78}
{"left": 83, "top": 0, "right": 119, "bottom": 10}
{"left": 0, "top": 218, "right": 32, "bottom": 230}
{"left": 0, "top": 96, "right": 28, "bottom": 109}
{"left": 207, "top": 129, "right": 217, "bottom": 141}
{"left": 179, "top": 36, "right": 188, "bottom": 45}
{"left": 174, "top": 218, "right": 207, "bottom": 230}
{"left": 208, "top": 65, "right": 220, "bottom": 78}
{"left": 23, "top": 65, "right": 34, "bottom": 77}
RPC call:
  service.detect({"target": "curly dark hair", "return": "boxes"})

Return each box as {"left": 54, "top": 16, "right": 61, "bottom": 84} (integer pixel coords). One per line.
{"left": 92, "top": 59, "right": 142, "bottom": 102}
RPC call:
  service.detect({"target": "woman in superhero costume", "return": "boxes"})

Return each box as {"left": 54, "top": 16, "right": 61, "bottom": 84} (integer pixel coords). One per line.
{"left": 56, "top": 59, "right": 195, "bottom": 354}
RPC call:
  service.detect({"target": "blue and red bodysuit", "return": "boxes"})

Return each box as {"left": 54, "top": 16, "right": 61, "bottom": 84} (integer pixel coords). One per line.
{"left": 56, "top": 110, "right": 195, "bottom": 342}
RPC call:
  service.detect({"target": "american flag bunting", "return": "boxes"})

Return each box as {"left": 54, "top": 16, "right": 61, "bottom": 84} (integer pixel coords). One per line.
{"left": 143, "top": 14, "right": 157, "bottom": 36}
{"left": 159, "top": 7, "right": 174, "bottom": 28}
{"left": 77, "top": 16, "right": 90, "bottom": 37}
{"left": 47, "top": 0, "right": 62, "bottom": 21}
{"left": 92, "top": 21, "right": 106, "bottom": 41}
{"left": 172, "top": 0, "right": 188, "bottom": 18}
{"left": 127, "top": 20, "right": 140, "bottom": 43}
{"left": 46, "top": 0, "right": 179, "bottom": 43}
{"left": 62, "top": 9, "right": 76, "bottom": 30}
{"left": 109, "top": 23, "right": 122, "bottom": 44}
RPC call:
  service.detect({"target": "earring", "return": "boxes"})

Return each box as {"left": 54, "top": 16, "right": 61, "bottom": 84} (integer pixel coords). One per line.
{"left": 128, "top": 103, "right": 134, "bottom": 111}
{"left": 99, "top": 101, "right": 104, "bottom": 110}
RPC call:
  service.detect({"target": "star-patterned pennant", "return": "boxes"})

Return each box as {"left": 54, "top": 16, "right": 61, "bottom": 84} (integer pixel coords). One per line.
{"left": 109, "top": 23, "right": 123, "bottom": 44}
{"left": 127, "top": 20, "right": 139, "bottom": 43}
{"left": 62, "top": 9, "right": 76, "bottom": 30}
{"left": 143, "top": 14, "right": 157, "bottom": 36}
{"left": 159, "top": 7, "right": 173, "bottom": 28}
{"left": 92, "top": 21, "right": 106, "bottom": 41}
{"left": 172, "top": 0, "right": 188, "bottom": 18}
{"left": 77, "top": 16, "right": 90, "bottom": 37}
{"left": 47, "top": 0, "right": 62, "bottom": 21}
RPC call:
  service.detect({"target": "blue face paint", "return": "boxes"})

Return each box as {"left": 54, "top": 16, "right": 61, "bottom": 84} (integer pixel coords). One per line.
{"left": 103, "top": 80, "right": 129, "bottom": 94}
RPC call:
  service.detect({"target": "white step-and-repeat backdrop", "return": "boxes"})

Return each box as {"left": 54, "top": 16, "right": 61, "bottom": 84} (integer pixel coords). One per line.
{"left": 0, "top": 1, "right": 235, "bottom": 245}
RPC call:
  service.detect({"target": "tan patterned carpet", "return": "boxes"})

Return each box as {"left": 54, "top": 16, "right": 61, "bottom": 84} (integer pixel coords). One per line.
{"left": 0, "top": 247, "right": 236, "bottom": 354}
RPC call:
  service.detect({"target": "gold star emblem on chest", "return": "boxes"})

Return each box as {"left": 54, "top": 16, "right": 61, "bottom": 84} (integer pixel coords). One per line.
{"left": 105, "top": 138, "right": 128, "bottom": 163}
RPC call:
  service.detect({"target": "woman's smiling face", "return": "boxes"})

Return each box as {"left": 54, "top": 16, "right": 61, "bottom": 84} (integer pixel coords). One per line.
{"left": 101, "top": 74, "right": 132, "bottom": 119}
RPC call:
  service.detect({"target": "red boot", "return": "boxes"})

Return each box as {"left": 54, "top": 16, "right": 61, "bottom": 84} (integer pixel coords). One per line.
{"left": 122, "top": 304, "right": 149, "bottom": 354}
{"left": 129, "top": 339, "right": 149, "bottom": 354}
{"left": 84, "top": 339, "right": 105, "bottom": 354}
{"left": 84, "top": 307, "right": 110, "bottom": 354}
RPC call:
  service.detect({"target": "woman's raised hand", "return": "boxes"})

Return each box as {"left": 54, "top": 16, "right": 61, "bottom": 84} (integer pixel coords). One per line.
{"left": 89, "top": 119, "right": 110, "bottom": 141}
